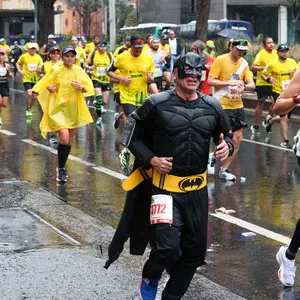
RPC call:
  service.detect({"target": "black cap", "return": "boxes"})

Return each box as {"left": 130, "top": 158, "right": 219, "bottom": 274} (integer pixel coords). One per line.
{"left": 61, "top": 46, "right": 76, "bottom": 55}
{"left": 97, "top": 40, "right": 107, "bottom": 46}
{"left": 49, "top": 46, "right": 60, "bottom": 53}
{"left": 161, "top": 34, "right": 168, "bottom": 40}
{"left": 277, "top": 44, "right": 290, "bottom": 51}
{"left": 125, "top": 36, "right": 131, "bottom": 42}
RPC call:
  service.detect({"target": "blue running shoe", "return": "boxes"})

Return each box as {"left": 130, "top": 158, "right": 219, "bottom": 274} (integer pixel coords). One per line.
{"left": 139, "top": 278, "right": 159, "bottom": 300}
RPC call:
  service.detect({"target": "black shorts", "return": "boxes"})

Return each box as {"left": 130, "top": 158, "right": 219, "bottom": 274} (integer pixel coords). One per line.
{"left": 154, "top": 76, "right": 163, "bottom": 90}
{"left": 256, "top": 85, "right": 272, "bottom": 101}
{"left": 23, "top": 82, "right": 35, "bottom": 91}
{"left": 0, "top": 83, "right": 9, "bottom": 97}
{"left": 224, "top": 108, "right": 247, "bottom": 132}
{"left": 114, "top": 91, "right": 120, "bottom": 105}
{"left": 272, "top": 91, "right": 292, "bottom": 118}
{"left": 92, "top": 80, "right": 111, "bottom": 92}
{"left": 122, "top": 104, "right": 136, "bottom": 116}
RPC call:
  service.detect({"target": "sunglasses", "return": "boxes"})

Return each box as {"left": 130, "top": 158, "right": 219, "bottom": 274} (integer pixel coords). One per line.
{"left": 51, "top": 50, "right": 60, "bottom": 55}
{"left": 233, "top": 40, "right": 248, "bottom": 46}
{"left": 132, "top": 39, "right": 144, "bottom": 45}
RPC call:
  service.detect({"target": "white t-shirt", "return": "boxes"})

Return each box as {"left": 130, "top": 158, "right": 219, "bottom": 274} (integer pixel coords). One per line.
{"left": 169, "top": 38, "right": 177, "bottom": 55}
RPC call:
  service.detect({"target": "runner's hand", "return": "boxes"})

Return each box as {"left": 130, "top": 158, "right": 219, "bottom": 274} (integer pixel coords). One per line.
{"left": 215, "top": 133, "right": 230, "bottom": 161}
{"left": 150, "top": 156, "right": 173, "bottom": 174}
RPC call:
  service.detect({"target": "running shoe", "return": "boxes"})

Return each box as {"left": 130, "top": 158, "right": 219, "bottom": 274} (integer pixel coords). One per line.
{"left": 293, "top": 130, "right": 300, "bottom": 157}
{"left": 262, "top": 115, "right": 273, "bottom": 133}
{"left": 138, "top": 278, "right": 160, "bottom": 300}
{"left": 113, "top": 113, "right": 120, "bottom": 129}
{"left": 25, "top": 109, "right": 32, "bottom": 119}
{"left": 0, "top": 117, "right": 2, "bottom": 126}
{"left": 96, "top": 117, "right": 102, "bottom": 126}
{"left": 218, "top": 169, "right": 236, "bottom": 181}
{"left": 280, "top": 140, "right": 292, "bottom": 149}
{"left": 276, "top": 245, "right": 296, "bottom": 287}
{"left": 119, "top": 149, "right": 130, "bottom": 168}
{"left": 56, "top": 168, "right": 68, "bottom": 182}
{"left": 49, "top": 134, "right": 58, "bottom": 144}
{"left": 101, "top": 106, "right": 107, "bottom": 114}
{"left": 250, "top": 125, "right": 260, "bottom": 136}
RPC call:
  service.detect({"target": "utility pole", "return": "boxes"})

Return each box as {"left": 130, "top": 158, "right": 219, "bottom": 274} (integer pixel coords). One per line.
{"left": 109, "top": 0, "right": 116, "bottom": 51}
{"left": 34, "top": 0, "right": 38, "bottom": 39}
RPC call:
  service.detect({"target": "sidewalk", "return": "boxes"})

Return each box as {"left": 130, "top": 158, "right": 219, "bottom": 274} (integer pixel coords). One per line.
{"left": 0, "top": 169, "right": 244, "bottom": 300}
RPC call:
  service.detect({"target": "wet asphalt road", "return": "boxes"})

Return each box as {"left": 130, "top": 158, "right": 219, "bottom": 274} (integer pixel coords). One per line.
{"left": 1, "top": 77, "right": 300, "bottom": 299}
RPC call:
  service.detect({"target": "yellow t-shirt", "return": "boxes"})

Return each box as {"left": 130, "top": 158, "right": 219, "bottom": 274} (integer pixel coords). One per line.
{"left": 86, "top": 42, "right": 95, "bottom": 56}
{"left": 74, "top": 46, "right": 86, "bottom": 66}
{"left": 253, "top": 49, "right": 277, "bottom": 86}
{"left": 262, "top": 58, "right": 298, "bottom": 94}
{"left": 209, "top": 53, "right": 253, "bottom": 109}
{"left": 17, "top": 53, "right": 43, "bottom": 83}
{"left": 159, "top": 44, "right": 170, "bottom": 56}
{"left": 24, "top": 42, "right": 40, "bottom": 52}
{"left": 86, "top": 51, "right": 113, "bottom": 83}
{"left": 112, "top": 51, "right": 155, "bottom": 106}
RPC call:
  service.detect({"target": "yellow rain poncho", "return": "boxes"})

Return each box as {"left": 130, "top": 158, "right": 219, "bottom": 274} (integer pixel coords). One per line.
{"left": 33, "top": 64, "right": 95, "bottom": 138}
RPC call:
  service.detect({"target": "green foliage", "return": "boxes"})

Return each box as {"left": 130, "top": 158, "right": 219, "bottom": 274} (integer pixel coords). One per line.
{"left": 66, "top": 30, "right": 76, "bottom": 40}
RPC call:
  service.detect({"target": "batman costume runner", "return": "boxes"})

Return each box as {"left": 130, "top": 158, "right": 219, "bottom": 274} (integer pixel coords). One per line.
{"left": 105, "top": 53, "right": 234, "bottom": 300}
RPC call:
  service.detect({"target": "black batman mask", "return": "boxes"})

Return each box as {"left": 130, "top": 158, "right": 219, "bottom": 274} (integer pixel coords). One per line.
{"left": 174, "top": 52, "right": 203, "bottom": 79}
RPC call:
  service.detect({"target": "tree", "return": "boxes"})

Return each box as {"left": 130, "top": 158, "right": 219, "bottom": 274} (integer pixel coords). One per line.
{"left": 66, "top": 0, "right": 105, "bottom": 37}
{"left": 288, "top": 0, "right": 300, "bottom": 43}
{"left": 115, "top": 0, "right": 134, "bottom": 30}
{"left": 32, "top": 0, "right": 55, "bottom": 44}
{"left": 195, "top": 0, "right": 211, "bottom": 42}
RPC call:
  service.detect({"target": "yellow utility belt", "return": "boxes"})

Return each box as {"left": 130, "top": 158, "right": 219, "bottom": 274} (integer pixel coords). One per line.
{"left": 122, "top": 167, "right": 207, "bottom": 193}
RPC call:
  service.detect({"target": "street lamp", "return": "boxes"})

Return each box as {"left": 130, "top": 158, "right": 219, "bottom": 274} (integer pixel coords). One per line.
{"left": 34, "top": 0, "right": 38, "bottom": 38}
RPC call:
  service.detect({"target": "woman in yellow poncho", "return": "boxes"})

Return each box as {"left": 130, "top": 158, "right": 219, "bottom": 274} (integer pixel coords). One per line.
{"left": 32, "top": 46, "right": 95, "bottom": 182}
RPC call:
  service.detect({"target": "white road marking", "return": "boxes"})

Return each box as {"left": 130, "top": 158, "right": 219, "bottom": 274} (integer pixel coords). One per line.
{"left": 22, "top": 207, "right": 81, "bottom": 245}
{"left": 211, "top": 213, "right": 291, "bottom": 244}
{"left": 0, "top": 129, "right": 17, "bottom": 136}
{"left": 243, "top": 138, "right": 293, "bottom": 152}
{"left": 9, "top": 88, "right": 25, "bottom": 93}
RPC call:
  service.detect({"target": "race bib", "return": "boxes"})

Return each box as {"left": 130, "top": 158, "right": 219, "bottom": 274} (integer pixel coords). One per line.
{"left": 228, "top": 86, "right": 241, "bottom": 99}
{"left": 0, "top": 67, "right": 7, "bottom": 77}
{"left": 282, "top": 80, "right": 291, "bottom": 91}
{"left": 154, "top": 68, "right": 162, "bottom": 78}
{"left": 150, "top": 194, "right": 173, "bottom": 225}
{"left": 96, "top": 67, "right": 107, "bottom": 77}
{"left": 28, "top": 64, "right": 37, "bottom": 72}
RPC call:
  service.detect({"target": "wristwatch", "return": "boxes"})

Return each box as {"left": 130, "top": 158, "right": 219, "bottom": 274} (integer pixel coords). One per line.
{"left": 227, "top": 143, "right": 234, "bottom": 156}
{"left": 292, "top": 93, "right": 300, "bottom": 104}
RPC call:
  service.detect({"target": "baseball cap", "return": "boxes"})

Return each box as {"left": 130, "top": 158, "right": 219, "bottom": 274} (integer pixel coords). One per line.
{"left": 161, "top": 34, "right": 168, "bottom": 40}
{"left": 0, "top": 38, "right": 5, "bottom": 42}
{"left": 277, "top": 44, "right": 290, "bottom": 51}
{"left": 124, "top": 36, "right": 131, "bottom": 42}
{"left": 14, "top": 41, "right": 18, "bottom": 44}
{"left": 28, "top": 43, "right": 37, "bottom": 49}
{"left": 232, "top": 39, "right": 249, "bottom": 51}
{"left": 48, "top": 34, "right": 55, "bottom": 39}
{"left": 61, "top": 46, "right": 76, "bottom": 55}
{"left": 49, "top": 46, "right": 60, "bottom": 53}
{"left": 206, "top": 40, "right": 215, "bottom": 48}
{"left": 96, "top": 40, "right": 107, "bottom": 47}
{"left": 130, "top": 35, "right": 145, "bottom": 48}
{"left": 30, "top": 35, "right": 35, "bottom": 40}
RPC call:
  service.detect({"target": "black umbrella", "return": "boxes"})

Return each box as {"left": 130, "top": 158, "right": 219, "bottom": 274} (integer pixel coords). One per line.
{"left": 217, "top": 28, "right": 252, "bottom": 41}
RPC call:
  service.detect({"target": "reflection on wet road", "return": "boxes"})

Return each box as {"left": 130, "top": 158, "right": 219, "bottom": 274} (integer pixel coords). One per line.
{"left": 2, "top": 79, "right": 300, "bottom": 299}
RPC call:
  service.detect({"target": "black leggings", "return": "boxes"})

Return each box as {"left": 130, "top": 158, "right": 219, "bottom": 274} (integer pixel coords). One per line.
{"left": 289, "top": 219, "right": 300, "bottom": 255}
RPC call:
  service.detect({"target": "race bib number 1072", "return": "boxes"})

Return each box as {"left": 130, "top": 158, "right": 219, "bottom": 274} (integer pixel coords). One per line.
{"left": 150, "top": 194, "right": 173, "bottom": 225}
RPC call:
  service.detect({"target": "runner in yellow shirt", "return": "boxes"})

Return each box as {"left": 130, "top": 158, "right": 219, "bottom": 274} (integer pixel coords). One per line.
{"left": 250, "top": 36, "right": 277, "bottom": 136}
{"left": 24, "top": 36, "right": 40, "bottom": 52}
{"left": 84, "top": 40, "right": 113, "bottom": 126}
{"left": 208, "top": 39, "right": 255, "bottom": 181}
{"left": 261, "top": 44, "right": 297, "bottom": 148}
{"left": 70, "top": 36, "right": 86, "bottom": 67}
{"left": 0, "top": 38, "right": 11, "bottom": 61}
{"left": 16, "top": 43, "right": 43, "bottom": 119}
{"left": 114, "top": 36, "right": 131, "bottom": 57}
{"left": 107, "top": 35, "right": 155, "bottom": 168}
{"left": 85, "top": 34, "right": 101, "bottom": 57}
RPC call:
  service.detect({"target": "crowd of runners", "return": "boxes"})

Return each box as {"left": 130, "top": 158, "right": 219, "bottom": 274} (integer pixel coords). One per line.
{"left": 0, "top": 30, "right": 299, "bottom": 299}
